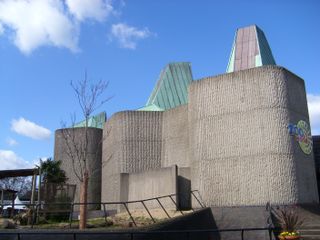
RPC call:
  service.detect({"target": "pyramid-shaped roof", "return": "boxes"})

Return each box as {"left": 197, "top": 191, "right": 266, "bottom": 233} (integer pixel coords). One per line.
{"left": 226, "top": 25, "right": 276, "bottom": 73}
{"left": 140, "top": 62, "right": 193, "bottom": 111}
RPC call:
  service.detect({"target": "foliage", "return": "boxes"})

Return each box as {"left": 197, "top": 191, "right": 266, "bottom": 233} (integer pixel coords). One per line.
{"left": 279, "top": 231, "right": 299, "bottom": 237}
{"left": 273, "top": 206, "right": 303, "bottom": 235}
{"left": 41, "top": 158, "right": 67, "bottom": 184}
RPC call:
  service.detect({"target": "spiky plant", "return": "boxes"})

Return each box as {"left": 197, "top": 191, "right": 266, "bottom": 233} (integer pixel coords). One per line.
{"left": 273, "top": 206, "right": 303, "bottom": 233}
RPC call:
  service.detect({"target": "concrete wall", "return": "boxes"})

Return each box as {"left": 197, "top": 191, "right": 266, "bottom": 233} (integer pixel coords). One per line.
{"left": 161, "top": 105, "right": 190, "bottom": 168}
{"left": 120, "top": 166, "right": 177, "bottom": 209}
{"left": 177, "top": 167, "right": 191, "bottom": 209}
{"left": 54, "top": 127, "right": 103, "bottom": 209}
{"left": 99, "top": 65, "right": 318, "bottom": 209}
{"left": 101, "top": 107, "right": 192, "bottom": 205}
{"left": 210, "top": 206, "right": 270, "bottom": 240}
{"left": 313, "top": 136, "right": 320, "bottom": 200}
{"left": 101, "top": 111, "right": 163, "bottom": 203}
{"left": 189, "top": 66, "right": 318, "bottom": 206}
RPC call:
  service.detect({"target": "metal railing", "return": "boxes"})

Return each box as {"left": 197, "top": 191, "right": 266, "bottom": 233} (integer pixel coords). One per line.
{"left": 0, "top": 190, "right": 206, "bottom": 228}
{"left": 0, "top": 227, "right": 276, "bottom": 240}
{"left": 265, "top": 202, "right": 273, "bottom": 229}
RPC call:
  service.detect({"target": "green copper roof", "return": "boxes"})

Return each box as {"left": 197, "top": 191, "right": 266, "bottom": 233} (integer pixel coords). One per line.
{"left": 256, "top": 26, "right": 276, "bottom": 66}
{"left": 138, "top": 104, "right": 164, "bottom": 111}
{"left": 144, "top": 62, "right": 193, "bottom": 111}
{"left": 72, "top": 111, "right": 106, "bottom": 129}
{"left": 226, "top": 25, "right": 276, "bottom": 73}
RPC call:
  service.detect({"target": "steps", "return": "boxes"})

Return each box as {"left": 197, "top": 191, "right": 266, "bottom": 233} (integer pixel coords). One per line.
{"left": 297, "top": 205, "right": 320, "bottom": 239}
{"left": 299, "top": 229, "right": 320, "bottom": 240}
{"left": 273, "top": 204, "right": 320, "bottom": 240}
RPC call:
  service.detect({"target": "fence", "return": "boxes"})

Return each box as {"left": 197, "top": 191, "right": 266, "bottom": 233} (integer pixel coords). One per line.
{"left": 0, "top": 227, "right": 276, "bottom": 240}
{"left": 0, "top": 190, "right": 205, "bottom": 228}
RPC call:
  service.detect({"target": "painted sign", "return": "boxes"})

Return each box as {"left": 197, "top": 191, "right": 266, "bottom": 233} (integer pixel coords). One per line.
{"left": 288, "top": 120, "right": 313, "bottom": 155}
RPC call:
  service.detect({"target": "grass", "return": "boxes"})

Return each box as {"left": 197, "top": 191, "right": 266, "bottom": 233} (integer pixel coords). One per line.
{"left": 0, "top": 208, "right": 191, "bottom": 230}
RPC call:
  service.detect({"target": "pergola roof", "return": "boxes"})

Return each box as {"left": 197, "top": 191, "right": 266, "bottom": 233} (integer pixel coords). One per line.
{"left": 0, "top": 168, "right": 39, "bottom": 179}
{"left": 0, "top": 189, "right": 17, "bottom": 193}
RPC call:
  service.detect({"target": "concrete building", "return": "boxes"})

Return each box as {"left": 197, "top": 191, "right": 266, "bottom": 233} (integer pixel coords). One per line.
{"left": 54, "top": 25, "right": 318, "bottom": 213}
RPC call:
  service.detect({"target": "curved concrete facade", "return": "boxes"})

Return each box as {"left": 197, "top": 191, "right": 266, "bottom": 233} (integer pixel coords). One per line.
{"left": 101, "top": 111, "right": 163, "bottom": 203}
{"left": 189, "top": 66, "right": 318, "bottom": 206}
{"left": 54, "top": 127, "right": 103, "bottom": 208}
{"left": 101, "top": 66, "right": 318, "bottom": 207}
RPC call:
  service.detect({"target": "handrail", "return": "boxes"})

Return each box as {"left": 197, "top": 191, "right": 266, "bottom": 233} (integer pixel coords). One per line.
{"left": 0, "top": 190, "right": 206, "bottom": 229}
{"left": 191, "top": 190, "right": 205, "bottom": 208}
{"left": 0, "top": 191, "right": 204, "bottom": 208}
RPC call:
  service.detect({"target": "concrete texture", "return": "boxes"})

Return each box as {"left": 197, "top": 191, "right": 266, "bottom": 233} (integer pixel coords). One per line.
{"left": 54, "top": 127, "right": 103, "bottom": 209}
{"left": 122, "top": 166, "right": 177, "bottom": 209}
{"left": 101, "top": 111, "right": 163, "bottom": 204}
{"left": 189, "top": 66, "right": 318, "bottom": 206}
{"left": 211, "top": 206, "right": 271, "bottom": 240}
{"left": 145, "top": 207, "right": 220, "bottom": 240}
{"left": 54, "top": 65, "right": 318, "bottom": 214}
{"left": 100, "top": 66, "right": 318, "bottom": 208}
{"left": 101, "top": 106, "right": 191, "bottom": 206}
{"left": 177, "top": 167, "right": 191, "bottom": 210}
{"left": 313, "top": 136, "right": 320, "bottom": 200}
{"left": 161, "top": 105, "right": 190, "bottom": 168}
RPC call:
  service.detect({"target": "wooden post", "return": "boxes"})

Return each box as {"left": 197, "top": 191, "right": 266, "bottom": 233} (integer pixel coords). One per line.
{"left": 0, "top": 190, "right": 3, "bottom": 217}
{"left": 11, "top": 192, "right": 15, "bottom": 218}
{"left": 30, "top": 174, "right": 35, "bottom": 205}
{"left": 28, "top": 174, "right": 36, "bottom": 225}
{"left": 37, "top": 167, "right": 41, "bottom": 205}
{"left": 36, "top": 167, "right": 41, "bottom": 224}
{"left": 1, "top": 190, "right": 3, "bottom": 209}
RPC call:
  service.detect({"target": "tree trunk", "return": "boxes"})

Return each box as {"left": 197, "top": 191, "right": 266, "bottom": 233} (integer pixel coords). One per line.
{"left": 79, "top": 170, "right": 89, "bottom": 229}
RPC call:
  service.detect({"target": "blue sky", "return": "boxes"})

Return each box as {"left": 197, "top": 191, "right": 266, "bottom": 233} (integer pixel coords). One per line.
{"left": 0, "top": 0, "right": 319, "bottom": 169}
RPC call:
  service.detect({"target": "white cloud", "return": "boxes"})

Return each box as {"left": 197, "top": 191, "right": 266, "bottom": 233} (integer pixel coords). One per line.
{"left": 0, "top": 150, "right": 32, "bottom": 170}
{"left": 110, "top": 23, "right": 153, "bottom": 49}
{"left": 0, "top": 0, "right": 80, "bottom": 54}
{"left": 11, "top": 117, "right": 51, "bottom": 140}
{"left": 0, "top": 1, "right": 155, "bottom": 53}
{"left": 0, "top": 23, "right": 3, "bottom": 35}
{"left": 6, "top": 137, "right": 18, "bottom": 146}
{"left": 66, "top": 0, "right": 114, "bottom": 22}
{"left": 0, "top": 0, "right": 117, "bottom": 54}
{"left": 307, "top": 94, "right": 320, "bottom": 135}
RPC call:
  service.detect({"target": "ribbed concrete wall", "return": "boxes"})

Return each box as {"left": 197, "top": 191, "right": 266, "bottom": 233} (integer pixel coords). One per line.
{"left": 189, "top": 66, "right": 318, "bottom": 206}
{"left": 100, "top": 65, "right": 318, "bottom": 208}
{"left": 54, "top": 127, "right": 103, "bottom": 208}
{"left": 161, "top": 105, "right": 190, "bottom": 168}
{"left": 101, "top": 111, "right": 163, "bottom": 203}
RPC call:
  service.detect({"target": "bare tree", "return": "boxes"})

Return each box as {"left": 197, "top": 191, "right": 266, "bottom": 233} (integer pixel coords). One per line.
{"left": 61, "top": 72, "right": 110, "bottom": 229}
{"left": 0, "top": 177, "right": 32, "bottom": 197}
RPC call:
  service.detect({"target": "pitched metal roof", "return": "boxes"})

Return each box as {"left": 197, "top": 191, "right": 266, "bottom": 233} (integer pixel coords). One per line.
{"left": 138, "top": 103, "right": 164, "bottom": 111}
{"left": 226, "top": 25, "right": 276, "bottom": 73}
{"left": 72, "top": 111, "right": 106, "bottom": 129}
{"left": 144, "top": 62, "right": 193, "bottom": 111}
